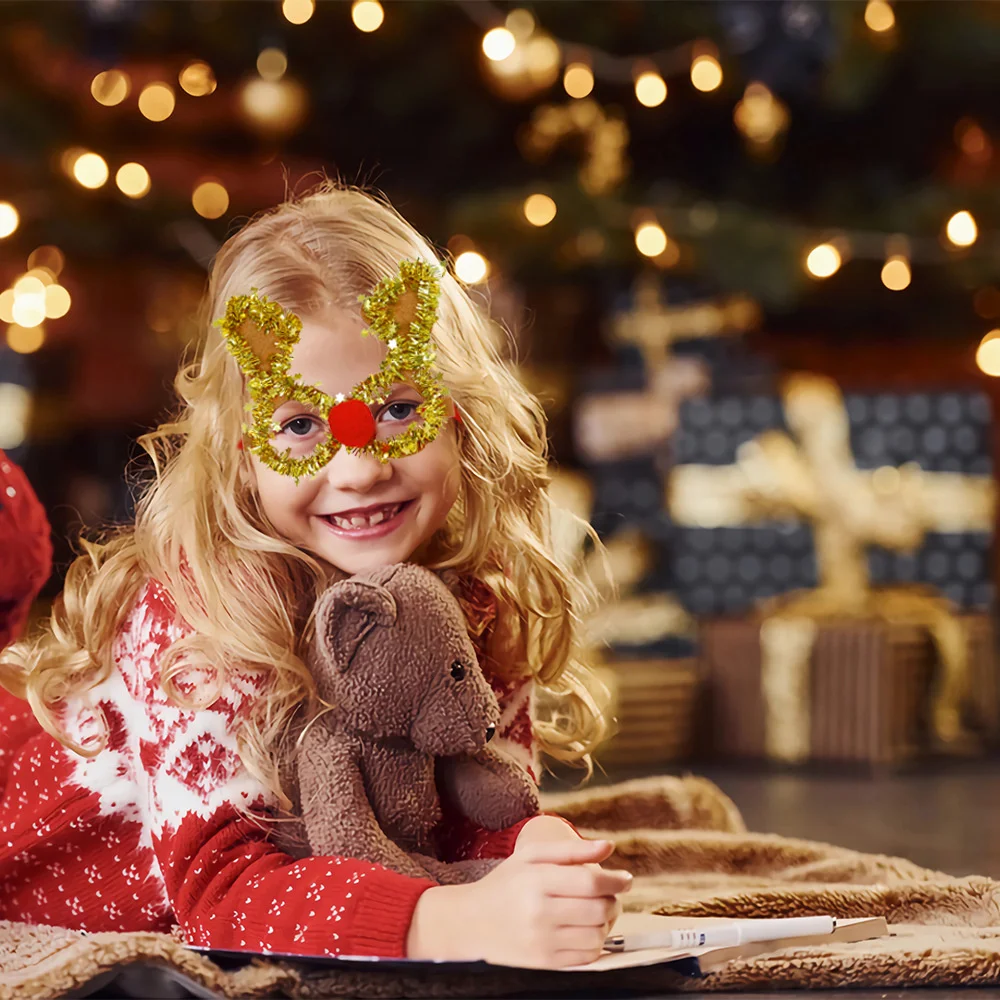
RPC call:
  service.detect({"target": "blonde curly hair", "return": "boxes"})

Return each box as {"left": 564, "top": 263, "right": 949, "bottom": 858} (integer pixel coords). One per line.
{"left": 0, "top": 181, "right": 612, "bottom": 804}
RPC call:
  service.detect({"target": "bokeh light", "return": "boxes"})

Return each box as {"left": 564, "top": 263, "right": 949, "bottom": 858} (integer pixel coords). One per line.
{"left": 454, "top": 251, "right": 489, "bottom": 284}
{"left": 634, "top": 71, "right": 667, "bottom": 108}
{"left": 523, "top": 193, "right": 557, "bottom": 227}
{"left": 805, "top": 243, "right": 842, "bottom": 278}
{"left": 865, "top": 0, "right": 895, "bottom": 32}
{"left": 138, "top": 82, "right": 176, "bottom": 121}
{"left": 44, "top": 285, "right": 71, "bottom": 319}
{"left": 482, "top": 27, "right": 516, "bottom": 61}
{"left": 72, "top": 152, "right": 109, "bottom": 189}
{"left": 351, "top": 0, "right": 384, "bottom": 32}
{"left": 179, "top": 61, "right": 217, "bottom": 96}
{"left": 945, "top": 210, "right": 978, "bottom": 247}
{"left": 6, "top": 323, "right": 45, "bottom": 354}
{"left": 116, "top": 162, "right": 151, "bottom": 198}
{"left": 91, "top": 69, "right": 131, "bottom": 106}
{"left": 881, "top": 254, "right": 911, "bottom": 290}
{"left": 0, "top": 202, "right": 18, "bottom": 238}
{"left": 27, "top": 246, "right": 64, "bottom": 276}
{"left": 975, "top": 329, "right": 1000, "bottom": 376}
{"left": 563, "top": 62, "right": 594, "bottom": 99}
{"left": 192, "top": 180, "right": 230, "bottom": 219}
{"left": 282, "top": 0, "right": 315, "bottom": 24}
{"left": 691, "top": 54, "right": 723, "bottom": 92}
{"left": 257, "top": 48, "right": 288, "bottom": 82}
{"left": 635, "top": 222, "right": 668, "bottom": 257}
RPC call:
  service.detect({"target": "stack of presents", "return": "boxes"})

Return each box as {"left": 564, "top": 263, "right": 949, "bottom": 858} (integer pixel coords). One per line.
{"left": 566, "top": 274, "right": 998, "bottom": 770}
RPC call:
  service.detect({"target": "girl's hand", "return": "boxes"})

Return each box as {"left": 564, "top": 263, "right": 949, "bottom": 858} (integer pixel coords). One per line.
{"left": 513, "top": 814, "right": 583, "bottom": 849}
{"left": 406, "top": 837, "right": 632, "bottom": 968}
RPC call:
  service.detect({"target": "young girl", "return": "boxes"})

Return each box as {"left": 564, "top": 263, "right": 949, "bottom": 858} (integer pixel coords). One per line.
{"left": 0, "top": 183, "right": 631, "bottom": 969}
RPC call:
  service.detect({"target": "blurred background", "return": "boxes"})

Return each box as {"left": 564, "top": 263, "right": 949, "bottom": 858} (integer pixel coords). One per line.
{"left": 4, "top": 0, "right": 1000, "bottom": 873}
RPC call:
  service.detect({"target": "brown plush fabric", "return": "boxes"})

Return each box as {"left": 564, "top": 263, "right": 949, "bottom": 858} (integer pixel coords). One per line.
{"left": 285, "top": 564, "right": 538, "bottom": 885}
{"left": 4, "top": 773, "right": 1000, "bottom": 998}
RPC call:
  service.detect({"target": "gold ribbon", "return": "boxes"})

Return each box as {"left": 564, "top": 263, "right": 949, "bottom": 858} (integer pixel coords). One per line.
{"left": 759, "top": 616, "right": 817, "bottom": 762}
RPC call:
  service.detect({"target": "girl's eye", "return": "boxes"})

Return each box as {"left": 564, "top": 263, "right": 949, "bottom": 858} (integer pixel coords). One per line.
{"left": 382, "top": 401, "right": 419, "bottom": 422}
{"left": 282, "top": 416, "right": 321, "bottom": 437}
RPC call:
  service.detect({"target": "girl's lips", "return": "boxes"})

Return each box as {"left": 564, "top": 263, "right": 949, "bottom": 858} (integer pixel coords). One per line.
{"left": 319, "top": 499, "right": 414, "bottom": 540}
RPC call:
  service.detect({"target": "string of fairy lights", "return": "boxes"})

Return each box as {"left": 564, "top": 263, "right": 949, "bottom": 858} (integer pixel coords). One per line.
{"left": 2, "top": 0, "right": 1000, "bottom": 382}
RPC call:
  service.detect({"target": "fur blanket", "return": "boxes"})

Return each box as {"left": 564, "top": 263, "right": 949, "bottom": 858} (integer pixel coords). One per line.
{"left": 3, "top": 774, "right": 1000, "bottom": 999}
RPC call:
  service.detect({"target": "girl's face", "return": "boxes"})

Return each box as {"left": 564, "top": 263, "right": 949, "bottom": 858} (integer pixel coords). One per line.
{"left": 248, "top": 305, "right": 462, "bottom": 576}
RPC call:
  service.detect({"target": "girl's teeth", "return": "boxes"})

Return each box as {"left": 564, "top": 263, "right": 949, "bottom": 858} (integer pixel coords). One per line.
{"left": 331, "top": 503, "right": 401, "bottom": 529}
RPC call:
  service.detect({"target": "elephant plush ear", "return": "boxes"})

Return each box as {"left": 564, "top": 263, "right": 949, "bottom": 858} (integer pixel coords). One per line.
{"left": 314, "top": 580, "right": 397, "bottom": 672}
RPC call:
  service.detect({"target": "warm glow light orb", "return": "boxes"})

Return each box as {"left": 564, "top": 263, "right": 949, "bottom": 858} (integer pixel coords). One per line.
{"left": 634, "top": 71, "right": 667, "bottom": 108}
{"left": 282, "top": 0, "right": 315, "bottom": 24}
{"left": 976, "top": 330, "right": 1000, "bottom": 376}
{"left": 192, "top": 180, "right": 230, "bottom": 219}
{"left": 91, "top": 69, "right": 131, "bottom": 106}
{"left": 454, "top": 251, "right": 489, "bottom": 284}
{"left": 116, "top": 162, "right": 151, "bottom": 198}
{"left": 563, "top": 62, "right": 594, "bottom": 99}
{"left": 257, "top": 48, "right": 288, "bottom": 81}
{"left": 881, "top": 255, "right": 911, "bottom": 290}
{"left": 179, "top": 61, "right": 217, "bottom": 96}
{"left": 0, "top": 203, "right": 18, "bottom": 238}
{"left": 691, "top": 54, "right": 723, "bottom": 92}
{"left": 864, "top": 0, "right": 895, "bottom": 32}
{"left": 482, "top": 27, "right": 516, "bottom": 61}
{"left": 44, "top": 284, "right": 71, "bottom": 319}
{"left": 6, "top": 324, "right": 45, "bottom": 354}
{"left": 635, "top": 222, "right": 668, "bottom": 257}
{"left": 138, "top": 82, "right": 176, "bottom": 122}
{"left": 805, "top": 243, "right": 842, "bottom": 278}
{"left": 523, "top": 193, "right": 557, "bottom": 227}
{"left": 72, "top": 152, "right": 109, "bottom": 189}
{"left": 351, "top": 0, "right": 384, "bottom": 32}
{"left": 946, "top": 210, "right": 978, "bottom": 247}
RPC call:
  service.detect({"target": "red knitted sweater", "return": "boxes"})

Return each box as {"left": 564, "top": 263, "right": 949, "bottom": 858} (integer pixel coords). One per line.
{"left": 0, "top": 576, "right": 545, "bottom": 957}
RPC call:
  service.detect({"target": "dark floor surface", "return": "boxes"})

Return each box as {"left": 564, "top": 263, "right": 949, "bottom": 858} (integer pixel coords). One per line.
{"left": 85, "top": 764, "right": 1000, "bottom": 998}
{"left": 582, "top": 760, "right": 1000, "bottom": 879}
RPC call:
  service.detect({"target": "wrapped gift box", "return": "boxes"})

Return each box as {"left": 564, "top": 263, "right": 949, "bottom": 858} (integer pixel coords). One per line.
{"left": 670, "top": 389, "right": 995, "bottom": 616}
{"left": 594, "top": 658, "right": 701, "bottom": 767}
{"left": 700, "top": 612, "right": 998, "bottom": 766}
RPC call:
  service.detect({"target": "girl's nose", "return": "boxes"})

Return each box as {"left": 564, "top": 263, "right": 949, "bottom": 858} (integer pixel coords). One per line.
{"left": 324, "top": 446, "right": 393, "bottom": 493}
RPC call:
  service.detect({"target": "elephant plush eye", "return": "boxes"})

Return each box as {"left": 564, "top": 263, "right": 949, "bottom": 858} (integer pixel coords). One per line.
{"left": 450, "top": 660, "right": 466, "bottom": 681}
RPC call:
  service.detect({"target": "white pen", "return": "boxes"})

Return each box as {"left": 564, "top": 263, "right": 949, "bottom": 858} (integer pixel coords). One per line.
{"left": 604, "top": 915, "right": 837, "bottom": 953}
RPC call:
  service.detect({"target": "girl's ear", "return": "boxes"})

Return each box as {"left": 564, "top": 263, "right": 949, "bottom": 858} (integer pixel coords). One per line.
{"left": 314, "top": 580, "right": 397, "bottom": 672}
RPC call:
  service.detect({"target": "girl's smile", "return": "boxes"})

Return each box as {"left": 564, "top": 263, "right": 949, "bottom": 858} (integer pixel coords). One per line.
{"left": 319, "top": 497, "right": 416, "bottom": 538}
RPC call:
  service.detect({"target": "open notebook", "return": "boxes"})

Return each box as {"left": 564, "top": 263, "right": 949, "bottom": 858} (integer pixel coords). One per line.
{"left": 187, "top": 911, "right": 889, "bottom": 976}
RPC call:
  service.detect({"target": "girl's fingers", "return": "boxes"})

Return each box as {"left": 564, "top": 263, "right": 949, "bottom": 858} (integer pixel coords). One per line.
{"left": 545, "top": 894, "right": 619, "bottom": 928}
{"left": 554, "top": 949, "right": 605, "bottom": 968}
{"left": 517, "top": 838, "right": 615, "bottom": 866}
{"left": 552, "top": 926, "right": 608, "bottom": 953}
{"left": 538, "top": 863, "right": 633, "bottom": 899}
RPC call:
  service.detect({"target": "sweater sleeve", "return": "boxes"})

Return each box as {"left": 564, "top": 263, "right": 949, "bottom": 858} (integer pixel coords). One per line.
{"left": 112, "top": 582, "right": 437, "bottom": 958}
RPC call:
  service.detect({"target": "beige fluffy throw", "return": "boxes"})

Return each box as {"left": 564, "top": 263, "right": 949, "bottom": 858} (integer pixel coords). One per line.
{"left": 3, "top": 774, "right": 1000, "bottom": 999}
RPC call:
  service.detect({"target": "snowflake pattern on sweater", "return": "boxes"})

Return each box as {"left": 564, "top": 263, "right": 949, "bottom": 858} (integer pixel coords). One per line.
{"left": 0, "top": 577, "right": 541, "bottom": 957}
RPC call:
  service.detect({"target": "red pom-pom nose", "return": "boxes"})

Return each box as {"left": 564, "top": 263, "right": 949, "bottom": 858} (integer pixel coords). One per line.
{"left": 328, "top": 398, "right": 376, "bottom": 448}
